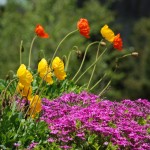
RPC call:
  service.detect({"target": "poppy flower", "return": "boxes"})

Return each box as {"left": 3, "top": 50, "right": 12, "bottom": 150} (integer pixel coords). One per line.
{"left": 113, "top": 34, "right": 123, "bottom": 51}
{"left": 77, "top": 18, "right": 90, "bottom": 38}
{"left": 17, "top": 64, "right": 33, "bottom": 87}
{"left": 100, "top": 25, "right": 115, "bottom": 43}
{"left": 17, "top": 64, "right": 26, "bottom": 78}
{"left": 16, "top": 82, "right": 32, "bottom": 98}
{"left": 35, "top": 24, "right": 49, "bottom": 38}
{"left": 100, "top": 24, "right": 123, "bottom": 51}
{"left": 38, "top": 58, "right": 53, "bottom": 85}
{"left": 28, "top": 95, "right": 42, "bottom": 118}
{"left": 52, "top": 57, "right": 67, "bottom": 80}
{"left": 38, "top": 58, "right": 48, "bottom": 73}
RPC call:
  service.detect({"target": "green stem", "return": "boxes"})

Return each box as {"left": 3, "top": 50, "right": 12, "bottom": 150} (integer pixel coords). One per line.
{"left": 87, "top": 41, "right": 101, "bottom": 89}
{"left": 62, "top": 55, "right": 67, "bottom": 70}
{"left": 19, "top": 40, "right": 23, "bottom": 65}
{"left": 0, "top": 78, "right": 17, "bottom": 100}
{"left": 51, "top": 29, "right": 78, "bottom": 64}
{"left": 65, "top": 46, "right": 79, "bottom": 71}
{"left": 99, "top": 80, "right": 111, "bottom": 97}
{"left": 28, "top": 36, "right": 37, "bottom": 69}
{"left": 14, "top": 118, "right": 25, "bottom": 140}
{"left": 74, "top": 47, "right": 107, "bottom": 84}
{"left": 65, "top": 51, "right": 73, "bottom": 72}
{"left": 115, "top": 53, "right": 132, "bottom": 65}
{"left": 89, "top": 73, "right": 107, "bottom": 91}
{"left": 0, "top": 78, "right": 17, "bottom": 118}
{"left": 115, "top": 53, "right": 136, "bottom": 69}
{"left": 72, "top": 41, "right": 100, "bottom": 81}
{"left": 98, "top": 52, "right": 137, "bottom": 97}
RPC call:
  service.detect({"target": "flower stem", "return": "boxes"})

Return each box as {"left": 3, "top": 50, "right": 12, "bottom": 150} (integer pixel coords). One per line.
{"left": 28, "top": 36, "right": 37, "bottom": 69}
{"left": 99, "top": 80, "right": 111, "bottom": 97}
{"left": 72, "top": 41, "right": 100, "bottom": 81}
{"left": 51, "top": 29, "right": 78, "bottom": 64}
{"left": 87, "top": 41, "right": 101, "bottom": 89}
{"left": 65, "top": 46, "right": 79, "bottom": 71}
{"left": 0, "top": 78, "right": 18, "bottom": 114}
{"left": 19, "top": 40, "right": 23, "bottom": 65}
{"left": 115, "top": 52, "right": 138, "bottom": 68}
{"left": 98, "top": 52, "right": 137, "bottom": 97}
{"left": 89, "top": 73, "right": 107, "bottom": 91}
{"left": 74, "top": 46, "right": 107, "bottom": 84}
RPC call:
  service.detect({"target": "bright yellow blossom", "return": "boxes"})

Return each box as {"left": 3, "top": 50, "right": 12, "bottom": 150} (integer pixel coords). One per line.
{"left": 17, "top": 64, "right": 33, "bottom": 87}
{"left": 44, "top": 71, "right": 53, "bottom": 84}
{"left": 19, "top": 70, "right": 33, "bottom": 86}
{"left": 52, "top": 57, "right": 67, "bottom": 80}
{"left": 100, "top": 25, "right": 115, "bottom": 43}
{"left": 17, "top": 64, "right": 26, "bottom": 78}
{"left": 16, "top": 82, "right": 32, "bottom": 98}
{"left": 29, "top": 95, "right": 42, "bottom": 118}
{"left": 38, "top": 58, "right": 53, "bottom": 84}
{"left": 38, "top": 58, "right": 48, "bottom": 73}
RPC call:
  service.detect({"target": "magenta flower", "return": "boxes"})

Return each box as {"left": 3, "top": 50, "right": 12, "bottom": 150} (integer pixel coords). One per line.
{"left": 40, "top": 92, "right": 150, "bottom": 149}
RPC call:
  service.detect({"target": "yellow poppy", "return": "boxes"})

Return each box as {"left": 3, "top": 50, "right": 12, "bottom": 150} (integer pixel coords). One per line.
{"left": 16, "top": 82, "right": 32, "bottom": 98}
{"left": 38, "top": 58, "right": 48, "bottom": 73}
{"left": 17, "top": 64, "right": 33, "bottom": 87}
{"left": 17, "top": 64, "right": 26, "bottom": 78}
{"left": 44, "top": 71, "right": 53, "bottom": 84}
{"left": 100, "top": 25, "right": 115, "bottom": 43}
{"left": 19, "top": 70, "right": 33, "bottom": 87}
{"left": 52, "top": 57, "right": 67, "bottom": 80}
{"left": 29, "top": 95, "right": 42, "bottom": 118}
{"left": 38, "top": 58, "right": 53, "bottom": 84}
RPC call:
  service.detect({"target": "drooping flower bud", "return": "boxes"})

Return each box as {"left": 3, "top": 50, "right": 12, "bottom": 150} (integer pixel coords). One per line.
{"left": 131, "top": 52, "right": 139, "bottom": 57}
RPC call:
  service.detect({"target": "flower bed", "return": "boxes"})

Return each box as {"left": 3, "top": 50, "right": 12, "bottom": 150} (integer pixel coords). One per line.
{"left": 41, "top": 91, "right": 150, "bottom": 150}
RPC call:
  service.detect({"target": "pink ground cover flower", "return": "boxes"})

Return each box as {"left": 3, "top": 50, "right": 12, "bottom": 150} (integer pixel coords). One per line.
{"left": 41, "top": 92, "right": 150, "bottom": 150}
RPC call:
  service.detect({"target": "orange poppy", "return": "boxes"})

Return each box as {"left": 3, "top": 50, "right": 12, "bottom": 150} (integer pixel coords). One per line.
{"left": 77, "top": 18, "right": 90, "bottom": 38}
{"left": 35, "top": 24, "right": 49, "bottom": 38}
{"left": 113, "top": 34, "right": 123, "bottom": 51}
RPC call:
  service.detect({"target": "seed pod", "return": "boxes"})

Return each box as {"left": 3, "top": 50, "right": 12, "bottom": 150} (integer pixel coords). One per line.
{"left": 100, "top": 41, "right": 106, "bottom": 46}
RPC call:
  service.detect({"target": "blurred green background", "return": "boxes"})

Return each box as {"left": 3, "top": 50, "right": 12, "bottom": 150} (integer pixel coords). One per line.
{"left": 0, "top": 0, "right": 150, "bottom": 100}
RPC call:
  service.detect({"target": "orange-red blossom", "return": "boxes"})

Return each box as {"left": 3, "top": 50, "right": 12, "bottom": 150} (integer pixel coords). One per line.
{"left": 35, "top": 24, "right": 49, "bottom": 38}
{"left": 77, "top": 18, "right": 90, "bottom": 38}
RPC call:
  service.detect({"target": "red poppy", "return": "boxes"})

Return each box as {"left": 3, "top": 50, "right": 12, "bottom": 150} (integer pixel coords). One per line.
{"left": 77, "top": 18, "right": 90, "bottom": 38}
{"left": 35, "top": 24, "right": 49, "bottom": 38}
{"left": 113, "top": 34, "right": 123, "bottom": 51}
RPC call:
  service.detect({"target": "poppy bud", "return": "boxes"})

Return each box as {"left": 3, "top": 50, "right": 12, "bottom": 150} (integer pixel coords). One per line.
{"left": 131, "top": 52, "right": 139, "bottom": 57}
{"left": 21, "top": 45, "right": 24, "bottom": 52}
{"left": 76, "top": 50, "right": 83, "bottom": 59}
{"left": 100, "top": 41, "right": 106, "bottom": 46}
